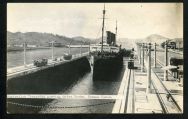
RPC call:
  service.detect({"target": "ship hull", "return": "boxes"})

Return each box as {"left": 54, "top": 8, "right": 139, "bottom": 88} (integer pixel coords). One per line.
{"left": 92, "top": 54, "right": 123, "bottom": 80}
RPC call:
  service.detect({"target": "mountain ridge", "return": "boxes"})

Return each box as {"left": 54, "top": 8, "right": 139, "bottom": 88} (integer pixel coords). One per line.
{"left": 7, "top": 31, "right": 183, "bottom": 47}
{"left": 7, "top": 31, "right": 95, "bottom": 46}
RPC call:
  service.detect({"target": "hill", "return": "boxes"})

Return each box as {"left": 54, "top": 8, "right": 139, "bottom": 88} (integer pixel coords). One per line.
{"left": 133, "top": 34, "right": 170, "bottom": 45}
{"left": 7, "top": 31, "right": 94, "bottom": 46}
{"left": 72, "top": 36, "right": 96, "bottom": 44}
{"left": 145, "top": 34, "right": 169, "bottom": 44}
{"left": 134, "top": 34, "right": 183, "bottom": 45}
{"left": 118, "top": 34, "right": 183, "bottom": 49}
{"left": 7, "top": 31, "right": 182, "bottom": 49}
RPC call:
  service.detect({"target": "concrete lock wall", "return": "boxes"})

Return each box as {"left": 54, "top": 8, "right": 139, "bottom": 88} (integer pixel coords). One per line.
{"left": 7, "top": 57, "right": 91, "bottom": 94}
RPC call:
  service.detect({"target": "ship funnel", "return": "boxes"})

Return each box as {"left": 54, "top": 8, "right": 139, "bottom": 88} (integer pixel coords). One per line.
{"left": 106, "top": 31, "right": 116, "bottom": 46}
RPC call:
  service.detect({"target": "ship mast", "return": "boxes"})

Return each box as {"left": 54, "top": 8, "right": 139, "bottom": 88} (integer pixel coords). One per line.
{"left": 101, "top": 4, "right": 106, "bottom": 53}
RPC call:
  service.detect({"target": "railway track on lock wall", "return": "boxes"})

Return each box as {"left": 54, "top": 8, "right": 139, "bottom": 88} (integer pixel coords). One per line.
{"left": 151, "top": 70, "right": 182, "bottom": 113}
{"left": 136, "top": 45, "right": 183, "bottom": 113}
{"left": 148, "top": 57, "right": 182, "bottom": 113}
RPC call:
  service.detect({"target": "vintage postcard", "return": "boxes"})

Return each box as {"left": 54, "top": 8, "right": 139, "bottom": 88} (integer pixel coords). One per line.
{"left": 7, "top": 3, "right": 183, "bottom": 114}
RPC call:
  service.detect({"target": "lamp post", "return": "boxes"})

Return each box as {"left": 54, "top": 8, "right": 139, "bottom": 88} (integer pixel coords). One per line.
{"left": 80, "top": 42, "right": 82, "bottom": 56}
{"left": 69, "top": 40, "right": 73, "bottom": 54}
{"left": 69, "top": 44, "right": 71, "bottom": 54}
{"left": 88, "top": 42, "right": 90, "bottom": 53}
{"left": 147, "top": 43, "right": 151, "bottom": 94}
{"left": 141, "top": 43, "right": 145, "bottom": 72}
{"left": 21, "top": 33, "right": 27, "bottom": 68}
{"left": 80, "top": 41, "right": 86, "bottom": 56}
{"left": 164, "top": 41, "right": 168, "bottom": 81}
{"left": 23, "top": 42, "right": 27, "bottom": 67}
{"left": 139, "top": 44, "right": 141, "bottom": 64}
{"left": 51, "top": 41, "right": 55, "bottom": 60}
{"left": 154, "top": 43, "right": 156, "bottom": 68}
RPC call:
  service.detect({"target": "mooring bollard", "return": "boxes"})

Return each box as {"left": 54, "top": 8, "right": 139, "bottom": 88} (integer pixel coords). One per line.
{"left": 147, "top": 43, "right": 151, "bottom": 94}
{"left": 164, "top": 41, "right": 168, "bottom": 81}
{"left": 154, "top": 43, "right": 156, "bottom": 68}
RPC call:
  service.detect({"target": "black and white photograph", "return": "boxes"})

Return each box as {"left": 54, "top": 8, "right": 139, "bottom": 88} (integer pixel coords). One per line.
{"left": 6, "top": 3, "right": 183, "bottom": 114}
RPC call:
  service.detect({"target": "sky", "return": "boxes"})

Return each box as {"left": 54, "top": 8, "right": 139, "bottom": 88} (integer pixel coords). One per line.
{"left": 7, "top": 3, "right": 183, "bottom": 39}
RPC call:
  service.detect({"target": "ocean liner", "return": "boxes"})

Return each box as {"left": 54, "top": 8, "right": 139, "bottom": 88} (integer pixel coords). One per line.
{"left": 90, "top": 5, "right": 123, "bottom": 80}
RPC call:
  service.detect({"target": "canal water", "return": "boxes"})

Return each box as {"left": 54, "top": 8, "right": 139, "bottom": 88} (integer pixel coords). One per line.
{"left": 39, "top": 66, "right": 124, "bottom": 113}
{"left": 7, "top": 47, "right": 89, "bottom": 68}
{"left": 7, "top": 48, "right": 125, "bottom": 113}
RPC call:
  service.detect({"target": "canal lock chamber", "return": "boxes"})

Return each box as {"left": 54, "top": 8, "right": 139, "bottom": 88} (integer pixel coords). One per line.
{"left": 7, "top": 57, "right": 91, "bottom": 113}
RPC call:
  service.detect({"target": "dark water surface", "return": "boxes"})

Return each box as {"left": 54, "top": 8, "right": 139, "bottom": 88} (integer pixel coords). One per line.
{"left": 40, "top": 67, "right": 125, "bottom": 113}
